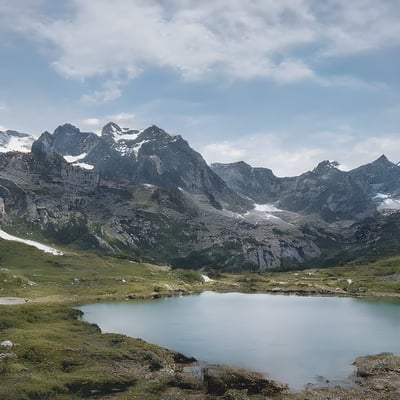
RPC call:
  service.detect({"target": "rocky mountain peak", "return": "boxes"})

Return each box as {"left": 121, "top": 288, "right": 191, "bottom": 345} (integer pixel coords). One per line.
{"left": 371, "top": 154, "right": 393, "bottom": 167}
{"left": 45, "top": 123, "right": 99, "bottom": 157}
{"left": 101, "top": 122, "right": 122, "bottom": 136}
{"left": 101, "top": 122, "right": 141, "bottom": 143}
{"left": 138, "top": 125, "right": 170, "bottom": 141}
{"left": 5, "top": 120, "right": 400, "bottom": 271}
{"left": 53, "top": 123, "right": 81, "bottom": 137}
{"left": 211, "top": 161, "right": 252, "bottom": 174}
{"left": 312, "top": 160, "right": 341, "bottom": 175}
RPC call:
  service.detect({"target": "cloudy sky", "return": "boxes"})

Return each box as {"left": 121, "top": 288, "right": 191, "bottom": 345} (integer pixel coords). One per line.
{"left": 0, "top": 0, "right": 399, "bottom": 176}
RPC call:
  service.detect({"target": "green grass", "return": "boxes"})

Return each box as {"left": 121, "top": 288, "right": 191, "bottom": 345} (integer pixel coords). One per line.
{"left": 0, "top": 241, "right": 210, "bottom": 399}
{"left": 0, "top": 241, "right": 205, "bottom": 302}
{"left": 0, "top": 303, "right": 204, "bottom": 399}
{"left": 1, "top": 237, "right": 399, "bottom": 304}
{"left": 207, "top": 256, "right": 400, "bottom": 296}
{"left": 1, "top": 239, "right": 400, "bottom": 399}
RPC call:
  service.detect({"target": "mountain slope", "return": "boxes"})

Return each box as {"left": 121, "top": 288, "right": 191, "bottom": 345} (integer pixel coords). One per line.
{"left": 2, "top": 122, "right": 400, "bottom": 271}
{"left": 0, "top": 136, "right": 331, "bottom": 270}
{"left": 0, "top": 129, "right": 35, "bottom": 153}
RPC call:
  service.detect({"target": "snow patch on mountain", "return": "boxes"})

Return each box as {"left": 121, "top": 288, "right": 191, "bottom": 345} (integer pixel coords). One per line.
{"left": 0, "top": 229, "right": 63, "bottom": 255}
{"left": 373, "top": 193, "right": 389, "bottom": 200}
{"left": 63, "top": 153, "right": 94, "bottom": 170}
{"left": 64, "top": 153, "right": 87, "bottom": 163}
{"left": 102, "top": 122, "right": 144, "bottom": 143}
{"left": 0, "top": 131, "right": 34, "bottom": 153}
{"left": 243, "top": 203, "right": 294, "bottom": 226}
{"left": 131, "top": 139, "right": 151, "bottom": 155}
{"left": 107, "top": 123, "right": 142, "bottom": 142}
{"left": 377, "top": 197, "right": 400, "bottom": 212}
{"left": 73, "top": 162, "right": 94, "bottom": 170}
{"left": 114, "top": 132, "right": 142, "bottom": 142}
{"left": 116, "top": 139, "right": 152, "bottom": 156}
{"left": 373, "top": 193, "right": 400, "bottom": 213}
{"left": 254, "top": 203, "right": 283, "bottom": 212}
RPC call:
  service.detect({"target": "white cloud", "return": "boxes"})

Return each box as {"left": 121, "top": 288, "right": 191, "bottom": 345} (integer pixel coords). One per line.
{"left": 201, "top": 131, "right": 400, "bottom": 177}
{"left": 80, "top": 112, "right": 137, "bottom": 132}
{"left": 29, "top": 1, "right": 317, "bottom": 84}
{"left": 0, "top": 1, "right": 324, "bottom": 85}
{"left": 109, "top": 112, "right": 135, "bottom": 123}
{"left": 316, "top": 75, "right": 391, "bottom": 92}
{"left": 80, "top": 79, "right": 123, "bottom": 103}
{"left": 202, "top": 142, "right": 246, "bottom": 163}
{"left": 0, "top": 125, "right": 6, "bottom": 131}
{"left": 201, "top": 132, "right": 324, "bottom": 176}
{"left": 351, "top": 136, "right": 400, "bottom": 163}
{"left": 2, "top": 1, "right": 399, "bottom": 98}
{"left": 316, "top": 0, "right": 400, "bottom": 57}
{"left": 81, "top": 118, "right": 100, "bottom": 127}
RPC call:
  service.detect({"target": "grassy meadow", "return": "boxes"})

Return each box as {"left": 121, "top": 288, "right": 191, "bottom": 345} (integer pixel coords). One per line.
{"left": 1, "top": 238, "right": 400, "bottom": 399}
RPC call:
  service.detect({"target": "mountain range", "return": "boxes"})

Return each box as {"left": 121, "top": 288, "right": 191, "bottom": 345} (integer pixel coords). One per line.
{"left": 1, "top": 124, "right": 400, "bottom": 271}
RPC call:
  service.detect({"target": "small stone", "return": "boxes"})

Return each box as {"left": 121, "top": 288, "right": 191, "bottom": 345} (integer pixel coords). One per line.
{"left": 1, "top": 340, "right": 13, "bottom": 348}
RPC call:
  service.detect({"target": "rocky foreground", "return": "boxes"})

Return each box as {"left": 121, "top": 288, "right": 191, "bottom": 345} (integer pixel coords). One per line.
{"left": 166, "top": 354, "right": 400, "bottom": 399}
{"left": 284, "top": 353, "right": 400, "bottom": 400}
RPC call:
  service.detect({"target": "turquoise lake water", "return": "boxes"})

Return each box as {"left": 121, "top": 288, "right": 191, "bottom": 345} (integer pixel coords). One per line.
{"left": 78, "top": 292, "right": 400, "bottom": 389}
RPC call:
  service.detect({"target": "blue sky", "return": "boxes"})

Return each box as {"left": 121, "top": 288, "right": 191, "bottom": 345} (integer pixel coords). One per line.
{"left": 0, "top": 0, "right": 399, "bottom": 176}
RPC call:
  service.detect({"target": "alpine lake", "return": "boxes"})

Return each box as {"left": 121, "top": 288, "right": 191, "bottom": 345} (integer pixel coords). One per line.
{"left": 78, "top": 291, "right": 400, "bottom": 389}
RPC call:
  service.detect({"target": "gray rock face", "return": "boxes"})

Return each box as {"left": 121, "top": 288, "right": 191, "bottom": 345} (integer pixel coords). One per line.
{"left": 210, "top": 161, "right": 281, "bottom": 203}
{"left": 0, "top": 142, "right": 329, "bottom": 270}
{"left": 51, "top": 124, "right": 100, "bottom": 155}
{"left": 211, "top": 157, "right": 400, "bottom": 222}
{"left": 33, "top": 123, "right": 251, "bottom": 212}
{"left": 1, "top": 122, "right": 400, "bottom": 271}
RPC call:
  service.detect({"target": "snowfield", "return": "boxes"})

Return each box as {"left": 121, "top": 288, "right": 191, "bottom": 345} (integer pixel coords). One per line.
{"left": 374, "top": 193, "right": 400, "bottom": 212}
{"left": 0, "top": 229, "right": 63, "bottom": 256}
{"left": 63, "top": 153, "right": 87, "bottom": 163}
{"left": 0, "top": 135, "right": 34, "bottom": 153}
{"left": 253, "top": 203, "right": 283, "bottom": 212}
{"left": 377, "top": 197, "right": 400, "bottom": 212}
{"left": 73, "top": 162, "right": 94, "bottom": 170}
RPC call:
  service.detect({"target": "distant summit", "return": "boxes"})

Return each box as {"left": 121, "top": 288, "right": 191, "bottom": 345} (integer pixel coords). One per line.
{"left": 212, "top": 154, "right": 400, "bottom": 221}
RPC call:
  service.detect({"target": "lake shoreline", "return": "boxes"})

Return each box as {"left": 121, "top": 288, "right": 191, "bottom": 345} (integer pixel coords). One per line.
{"left": 1, "top": 249, "right": 400, "bottom": 399}
{"left": 78, "top": 291, "right": 400, "bottom": 393}
{"left": 2, "top": 298, "right": 399, "bottom": 399}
